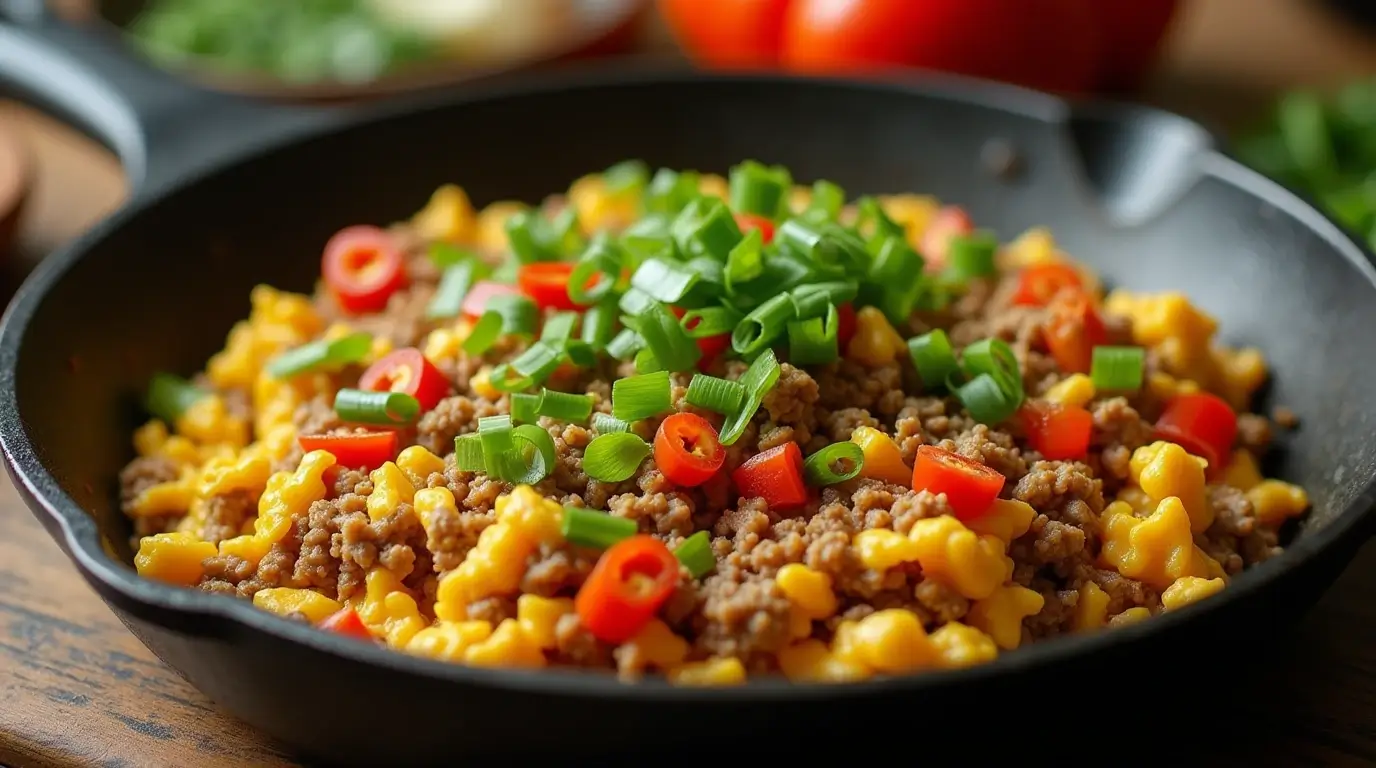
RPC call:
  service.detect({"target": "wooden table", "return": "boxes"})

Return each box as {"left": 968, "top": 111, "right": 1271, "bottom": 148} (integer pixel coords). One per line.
{"left": 4, "top": 1, "right": 1376, "bottom": 765}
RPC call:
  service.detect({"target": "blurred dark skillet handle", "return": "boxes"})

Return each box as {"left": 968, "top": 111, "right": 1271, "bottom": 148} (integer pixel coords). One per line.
{"left": 0, "top": 0, "right": 341, "bottom": 199}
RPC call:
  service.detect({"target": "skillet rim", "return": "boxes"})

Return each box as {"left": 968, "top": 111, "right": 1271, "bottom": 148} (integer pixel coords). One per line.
{"left": 3, "top": 67, "right": 1375, "bottom": 702}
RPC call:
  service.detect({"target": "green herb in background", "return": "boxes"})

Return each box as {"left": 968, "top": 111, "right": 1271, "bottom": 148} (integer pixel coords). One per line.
{"left": 1236, "top": 81, "right": 1376, "bottom": 249}
{"left": 128, "top": 0, "right": 437, "bottom": 85}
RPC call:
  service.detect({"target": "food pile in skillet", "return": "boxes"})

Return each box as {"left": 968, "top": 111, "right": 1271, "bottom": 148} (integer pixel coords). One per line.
{"left": 123, "top": 161, "right": 1308, "bottom": 684}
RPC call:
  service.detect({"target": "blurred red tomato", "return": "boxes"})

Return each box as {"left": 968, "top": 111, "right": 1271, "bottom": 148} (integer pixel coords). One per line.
{"left": 658, "top": 0, "right": 1182, "bottom": 96}
{"left": 1094, "top": 0, "right": 1179, "bottom": 91}
{"left": 658, "top": 0, "right": 791, "bottom": 68}
{"left": 781, "top": 0, "right": 1101, "bottom": 94}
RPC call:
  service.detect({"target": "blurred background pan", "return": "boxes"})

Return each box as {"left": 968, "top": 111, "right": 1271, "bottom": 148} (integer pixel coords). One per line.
{"left": 57, "top": 0, "right": 650, "bottom": 101}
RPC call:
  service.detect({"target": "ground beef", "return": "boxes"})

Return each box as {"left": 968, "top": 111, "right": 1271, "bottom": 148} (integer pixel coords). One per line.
{"left": 416, "top": 395, "right": 503, "bottom": 456}
{"left": 1236, "top": 413, "right": 1273, "bottom": 453}
{"left": 201, "top": 490, "right": 255, "bottom": 544}
{"left": 691, "top": 567, "right": 793, "bottom": 665}
{"left": 1272, "top": 406, "right": 1299, "bottom": 429}
{"left": 119, "top": 456, "right": 182, "bottom": 540}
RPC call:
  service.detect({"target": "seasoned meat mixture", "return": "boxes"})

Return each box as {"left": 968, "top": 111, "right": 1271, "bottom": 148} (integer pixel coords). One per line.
{"left": 123, "top": 162, "right": 1308, "bottom": 684}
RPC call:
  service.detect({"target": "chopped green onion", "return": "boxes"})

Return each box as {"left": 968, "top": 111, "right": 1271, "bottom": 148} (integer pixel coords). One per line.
{"left": 489, "top": 341, "right": 563, "bottom": 392}
{"left": 776, "top": 219, "right": 869, "bottom": 277}
{"left": 564, "top": 340, "right": 598, "bottom": 368}
{"left": 644, "top": 168, "right": 702, "bottom": 215}
{"left": 719, "top": 349, "right": 781, "bottom": 445}
{"left": 561, "top": 506, "right": 639, "bottom": 548}
{"left": 803, "top": 441, "right": 865, "bottom": 486}
{"left": 462, "top": 310, "right": 504, "bottom": 357}
{"left": 856, "top": 196, "right": 905, "bottom": 250}
{"left": 682, "top": 257, "right": 726, "bottom": 304}
{"left": 956, "top": 373, "right": 1021, "bottom": 425}
{"left": 334, "top": 388, "right": 421, "bottom": 426}
{"left": 870, "top": 236, "right": 927, "bottom": 324}
{"left": 539, "top": 390, "right": 595, "bottom": 422}
{"left": 618, "top": 287, "right": 656, "bottom": 316}
{"left": 540, "top": 311, "right": 579, "bottom": 346}
{"left": 787, "top": 304, "right": 840, "bottom": 365}
{"left": 626, "top": 302, "right": 701, "bottom": 372}
{"left": 428, "top": 242, "right": 473, "bottom": 268}
{"left": 803, "top": 179, "right": 845, "bottom": 222}
{"left": 603, "top": 159, "right": 649, "bottom": 195}
{"left": 568, "top": 234, "right": 624, "bottom": 305}
{"left": 491, "top": 258, "right": 520, "bottom": 285}
{"left": 728, "top": 160, "right": 791, "bottom": 220}
{"left": 724, "top": 228, "right": 765, "bottom": 295}
{"left": 478, "top": 415, "right": 522, "bottom": 479}
{"left": 673, "top": 530, "right": 716, "bottom": 578}
{"left": 908, "top": 330, "right": 959, "bottom": 390}
{"left": 506, "top": 208, "right": 584, "bottom": 264}
{"left": 791, "top": 281, "right": 857, "bottom": 320}
{"left": 145, "top": 372, "right": 206, "bottom": 423}
{"left": 945, "top": 232, "right": 999, "bottom": 281}
{"left": 681, "top": 305, "right": 744, "bottom": 338}
{"left": 427, "top": 260, "right": 488, "bottom": 320}
{"left": 671, "top": 197, "right": 744, "bottom": 262}
{"left": 581, "top": 300, "right": 619, "bottom": 351}
{"left": 630, "top": 258, "right": 700, "bottom": 304}
{"left": 612, "top": 371, "right": 672, "bottom": 422}
{"left": 620, "top": 214, "right": 675, "bottom": 264}
{"left": 606, "top": 328, "right": 644, "bottom": 360}
{"left": 454, "top": 434, "right": 486, "bottom": 471}
{"left": 961, "top": 338, "right": 1023, "bottom": 397}
{"left": 592, "top": 412, "right": 633, "bottom": 434}
{"left": 1090, "top": 346, "right": 1145, "bottom": 391}
{"left": 512, "top": 424, "right": 557, "bottom": 484}
{"left": 732, "top": 293, "right": 796, "bottom": 356}
{"left": 685, "top": 374, "right": 746, "bottom": 416}
{"left": 582, "top": 432, "right": 652, "bottom": 483}
{"left": 510, "top": 392, "right": 542, "bottom": 424}
{"left": 634, "top": 347, "right": 663, "bottom": 374}
{"left": 485, "top": 293, "right": 539, "bottom": 337}
{"left": 267, "top": 332, "right": 372, "bottom": 378}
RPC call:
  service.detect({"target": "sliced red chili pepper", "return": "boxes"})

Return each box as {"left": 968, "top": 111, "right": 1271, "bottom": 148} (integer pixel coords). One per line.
{"left": 1042, "top": 289, "right": 1107, "bottom": 374}
{"left": 317, "top": 607, "right": 374, "bottom": 641}
{"left": 836, "top": 302, "right": 858, "bottom": 352}
{"left": 731, "top": 442, "right": 808, "bottom": 510}
{"left": 1155, "top": 392, "right": 1238, "bottom": 477}
{"left": 298, "top": 432, "right": 398, "bottom": 470}
{"left": 910, "top": 444, "right": 1005, "bottom": 520}
{"left": 1011, "top": 263, "right": 1083, "bottom": 307}
{"left": 518, "top": 262, "right": 587, "bottom": 311}
{"left": 733, "top": 212, "right": 776, "bottom": 244}
{"left": 461, "top": 280, "right": 522, "bottom": 320}
{"left": 655, "top": 413, "right": 726, "bottom": 487}
{"left": 358, "top": 348, "right": 450, "bottom": 411}
{"left": 575, "top": 535, "right": 681, "bottom": 643}
{"left": 919, "top": 205, "right": 973, "bottom": 270}
{"left": 321, "top": 225, "right": 407, "bottom": 315}
{"left": 1020, "top": 401, "right": 1094, "bottom": 461}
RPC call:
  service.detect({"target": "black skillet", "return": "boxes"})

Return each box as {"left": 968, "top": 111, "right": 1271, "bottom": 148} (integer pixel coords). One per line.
{"left": 3, "top": 4, "right": 1376, "bottom": 766}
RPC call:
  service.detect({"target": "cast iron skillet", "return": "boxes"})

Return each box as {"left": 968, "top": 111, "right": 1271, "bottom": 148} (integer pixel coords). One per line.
{"left": 4, "top": 5, "right": 1376, "bottom": 766}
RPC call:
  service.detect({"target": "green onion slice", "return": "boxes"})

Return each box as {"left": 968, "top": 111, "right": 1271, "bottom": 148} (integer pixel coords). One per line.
{"left": 803, "top": 441, "right": 865, "bottom": 486}
{"left": 476, "top": 415, "right": 556, "bottom": 484}
{"left": 489, "top": 341, "right": 563, "bottom": 392}
{"left": 583, "top": 432, "right": 652, "bottom": 483}
{"left": 511, "top": 424, "right": 558, "bottom": 484}
{"left": 630, "top": 257, "right": 699, "bottom": 304}
{"left": 908, "top": 330, "right": 959, "bottom": 390}
{"left": 719, "top": 349, "right": 781, "bottom": 446}
{"left": 856, "top": 196, "right": 906, "bottom": 249}
{"left": 728, "top": 160, "right": 792, "bottom": 220}
{"left": 645, "top": 168, "right": 702, "bottom": 216}
{"left": 803, "top": 179, "right": 845, "bottom": 222}
{"left": 791, "top": 281, "right": 856, "bottom": 321}
{"left": 428, "top": 242, "right": 473, "bottom": 268}
{"left": 562, "top": 506, "right": 639, "bottom": 548}
{"left": 606, "top": 328, "right": 644, "bottom": 360}
{"left": 625, "top": 301, "right": 701, "bottom": 373}
{"left": 462, "top": 310, "right": 504, "bottom": 357}
{"left": 685, "top": 374, "right": 746, "bottom": 416}
{"left": 961, "top": 338, "right": 1023, "bottom": 397}
{"left": 673, "top": 530, "right": 716, "bottom": 579}
{"left": 581, "top": 299, "right": 619, "bottom": 351}
{"left": 454, "top": 434, "right": 486, "bottom": 471}
{"left": 592, "top": 412, "right": 633, "bottom": 434}
{"left": 267, "top": 332, "right": 372, "bottom": 378}
{"left": 145, "top": 372, "right": 206, "bottom": 423}
{"left": 618, "top": 287, "right": 656, "bottom": 316}
{"left": 568, "top": 234, "right": 624, "bottom": 306}
{"left": 485, "top": 293, "right": 539, "bottom": 337}
{"left": 634, "top": 347, "right": 663, "bottom": 374}
{"left": 612, "top": 371, "right": 672, "bottom": 422}
{"left": 620, "top": 214, "right": 675, "bottom": 265}
{"left": 1090, "top": 345, "right": 1146, "bottom": 391}
{"left": 563, "top": 340, "right": 598, "bottom": 368}
{"left": 787, "top": 304, "right": 840, "bottom": 365}
{"left": 540, "top": 311, "right": 579, "bottom": 346}
{"left": 603, "top": 159, "right": 649, "bottom": 195}
{"left": 956, "top": 373, "right": 1022, "bottom": 425}
{"left": 334, "top": 388, "right": 421, "bottom": 425}
{"left": 510, "top": 392, "right": 542, "bottom": 424}
{"left": 505, "top": 208, "right": 553, "bottom": 264}
{"left": 539, "top": 390, "right": 595, "bottom": 422}
{"left": 724, "top": 228, "right": 765, "bottom": 296}
{"left": 671, "top": 196, "right": 744, "bottom": 262}
{"left": 732, "top": 293, "right": 796, "bottom": 356}
{"left": 945, "top": 232, "right": 999, "bottom": 282}
{"left": 681, "top": 305, "right": 744, "bottom": 339}
{"left": 427, "top": 260, "right": 488, "bottom": 320}
{"left": 776, "top": 219, "right": 869, "bottom": 277}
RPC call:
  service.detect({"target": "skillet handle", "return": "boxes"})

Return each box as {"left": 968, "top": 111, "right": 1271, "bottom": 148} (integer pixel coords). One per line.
{"left": 0, "top": 0, "right": 340, "bottom": 196}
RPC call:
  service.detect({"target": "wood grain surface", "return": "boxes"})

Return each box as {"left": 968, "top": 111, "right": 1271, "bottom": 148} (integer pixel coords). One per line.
{"left": 3, "top": 0, "right": 1376, "bottom": 765}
